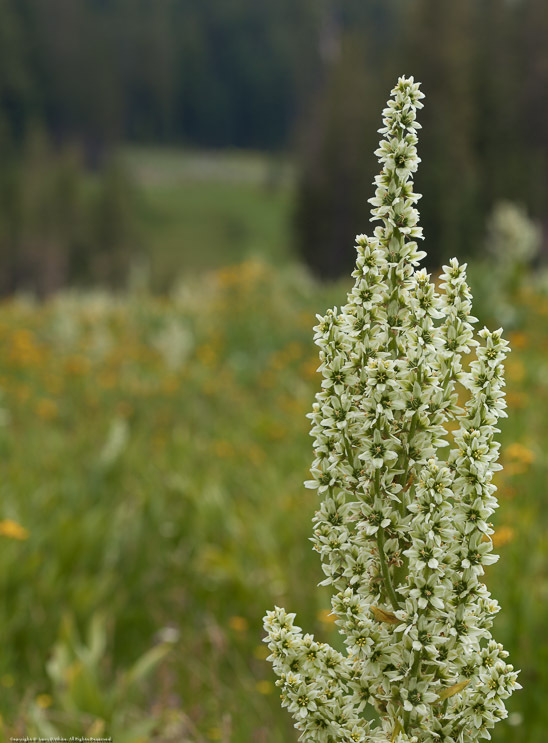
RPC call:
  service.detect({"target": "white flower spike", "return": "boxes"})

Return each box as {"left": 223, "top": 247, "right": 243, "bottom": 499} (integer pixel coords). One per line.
{"left": 264, "top": 77, "right": 520, "bottom": 743}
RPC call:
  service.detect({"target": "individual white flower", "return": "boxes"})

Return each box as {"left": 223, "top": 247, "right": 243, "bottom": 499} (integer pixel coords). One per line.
{"left": 286, "top": 681, "right": 320, "bottom": 719}
{"left": 359, "top": 429, "right": 399, "bottom": 470}
{"left": 400, "top": 681, "right": 439, "bottom": 719}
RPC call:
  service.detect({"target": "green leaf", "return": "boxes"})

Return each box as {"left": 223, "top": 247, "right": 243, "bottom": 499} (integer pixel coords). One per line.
{"left": 437, "top": 679, "right": 470, "bottom": 701}
{"left": 391, "top": 719, "right": 402, "bottom": 742}
{"left": 125, "top": 642, "right": 171, "bottom": 687}
{"left": 370, "top": 606, "right": 399, "bottom": 624}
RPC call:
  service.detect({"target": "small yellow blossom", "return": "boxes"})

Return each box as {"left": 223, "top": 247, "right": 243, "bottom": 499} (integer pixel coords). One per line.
{"left": 255, "top": 680, "right": 274, "bottom": 695}
{"left": 247, "top": 444, "right": 266, "bottom": 465}
{"left": 196, "top": 345, "right": 217, "bottom": 366}
{"left": 98, "top": 372, "right": 117, "bottom": 389}
{"left": 266, "top": 421, "right": 287, "bottom": 441}
{"left": 213, "top": 440, "right": 235, "bottom": 458}
{"left": 301, "top": 357, "right": 319, "bottom": 380}
{"left": 505, "top": 359, "right": 525, "bottom": 383}
{"left": 0, "top": 520, "right": 29, "bottom": 540}
{"left": 36, "top": 398, "right": 58, "bottom": 421}
{"left": 298, "top": 311, "right": 315, "bottom": 328}
{"left": 35, "top": 694, "right": 53, "bottom": 709}
{"left": 9, "top": 329, "right": 44, "bottom": 366}
{"left": 116, "top": 401, "right": 133, "bottom": 418}
{"left": 253, "top": 645, "right": 269, "bottom": 660}
{"left": 15, "top": 384, "right": 31, "bottom": 403}
{"left": 259, "top": 371, "right": 276, "bottom": 388}
{"left": 317, "top": 609, "right": 336, "bottom": 626}
{"left": 201, "top": 379, "right": 217, "bottom": 396}
{"left": 228, "top": 616, "right": 248, "bottom": 632}
{"left": 505, "top": 391, "right": 527, "bottom": 409}
{"left": 492, "top": 526, "right": 515, "bottom": 548}
{"left": 162, "top": 376, "right": 179, "bottom": 395}
{"left": 507, "top": 331, "right": 528, "bottom": 349}
{"left": 505, "top": 442, "right": 535, "bottom": 466}
{"left": 65, "top": 355, "right": 91, "bottom": 376}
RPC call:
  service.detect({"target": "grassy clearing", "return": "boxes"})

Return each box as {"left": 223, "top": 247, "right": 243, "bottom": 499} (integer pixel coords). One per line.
{"left": 123, "top": 148, "right": 295, "bottom": 289}
{"left": 0, "top": 260, "right": 545, "bottom": 742}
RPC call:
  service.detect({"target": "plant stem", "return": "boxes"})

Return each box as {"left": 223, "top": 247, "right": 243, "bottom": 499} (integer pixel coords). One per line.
{"left": 402, "top": 650, "right": 422, "bottom": 732}
{"left": 374, "top": 465, "right": 400, "bottom": 612}
{"left": 376, "top": 525, "right": 400, "bottom": 612}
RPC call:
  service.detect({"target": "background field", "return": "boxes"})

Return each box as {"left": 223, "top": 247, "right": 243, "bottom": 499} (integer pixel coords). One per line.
{"left": 0, "top": 1, "right": 547, "bottom": 741}
{"left": 123, "top": 148, "right": 295, "bottom": 288}
{"left": 0, "top": 150, "right": 545, "bottom": 742}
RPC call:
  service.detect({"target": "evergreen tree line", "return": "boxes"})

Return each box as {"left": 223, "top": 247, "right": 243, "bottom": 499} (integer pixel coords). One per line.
{"left": 0, "top": 125, "right": 138, "bottom": 296}
{"left": 296, "top": 0, "right": 548, "bottom": 276}
{"left": 0, "top": 0, "right": 546, "bottom": 283}
{"left": 0, "top": 0, "right": 328, "bottom": 149}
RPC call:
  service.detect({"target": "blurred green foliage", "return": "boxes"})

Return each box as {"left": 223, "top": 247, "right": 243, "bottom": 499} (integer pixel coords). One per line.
{"left": 0, "top": 125, "right": 139, "bottom": 295}
{"left": 296, "top": 0, "right": 548, "bottom": 275}
{"left": 124, "top": 147, "right": 294, "bottom": 291}
{"left": 0, "top": 0, "right": 323, "bottom": 149}
{"left": 0, "top": 3, "right": 545, "bottom": 740}
{"left": 0, "top": 260, "right": 545, "bottom": 741}
{"left": 1, "top": 0, "right": 547, "bottom": 284}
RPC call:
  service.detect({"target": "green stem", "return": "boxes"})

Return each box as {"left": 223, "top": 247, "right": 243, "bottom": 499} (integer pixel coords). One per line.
{"left": 341, "top": 430, "right": 355, "bottom": 468}
{"left": 398, "top": 413, "right": 417, "bottom": 508}
{"left": 376, "top": 521, "right": 400, "bottom": 612}
{"left": 373, "top": 456, "right": 400, "bottom": 612}
{"left": 402, "top": 650, "right": 422, "bottom": 732}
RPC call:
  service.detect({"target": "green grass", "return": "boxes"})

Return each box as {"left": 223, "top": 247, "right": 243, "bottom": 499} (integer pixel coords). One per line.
{"left": 0, "top": 262, "right": 546, "bottom": 742}
{"left": 123, "top": 148, "right": 295, "bottom": 289}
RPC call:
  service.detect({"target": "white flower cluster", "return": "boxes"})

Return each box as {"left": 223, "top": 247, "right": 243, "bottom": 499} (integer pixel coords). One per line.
{"left": 486, "top": 200, "right": 541, "bottom": 268}
{"left": 263, "top": 77, "right": 520, "bottom": 743}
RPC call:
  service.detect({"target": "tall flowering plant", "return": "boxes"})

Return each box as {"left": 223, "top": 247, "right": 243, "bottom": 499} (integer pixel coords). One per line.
{"left": 263, "top": 77, "right": 520, "bottom": 743}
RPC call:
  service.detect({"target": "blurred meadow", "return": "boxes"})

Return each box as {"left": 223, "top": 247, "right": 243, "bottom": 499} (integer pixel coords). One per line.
{"left": 0, "top": 1, "right": 547, "bottom": 742}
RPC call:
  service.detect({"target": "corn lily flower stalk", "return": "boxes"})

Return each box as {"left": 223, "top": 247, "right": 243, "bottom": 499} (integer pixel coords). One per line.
{"left": 263, "top": 77, "right": 520, "bottom": 743}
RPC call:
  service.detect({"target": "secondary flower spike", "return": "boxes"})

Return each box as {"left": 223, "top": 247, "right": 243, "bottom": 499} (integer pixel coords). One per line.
{"left": 263, "top": 77, "right": 520, "bottom": 743}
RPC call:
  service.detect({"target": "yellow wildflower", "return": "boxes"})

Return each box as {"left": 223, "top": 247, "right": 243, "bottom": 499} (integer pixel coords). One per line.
{"left": 15, "top": 384, "right": 31, "bottom": 403}
{"left": 505, "top": 391, "right": 526, "bottom": 409}
{"left": 228, "top": 616, "right": 248, "bottom": 632}
{"left": 65, "top": 355, "right": 91, "bottom": 376}
{"left": 255, "top": 680, "right": 274, "bottom": 695}
{"left": 36, "top": 694, "right": 53, "bottom": 709}
{"left": 9, "top": 329, "right": 44, "bottom": 366}
{"left": 492, "top": 526, "right": 515, "bottom": 548}
{"left": 36, "top": 398, "right": 58, "bottom": 421}
{"left": 247, "top": 444, "right": 266, "bottom": 465}
{"left": 507, "top": 331, "right": 529, "bottom": 350}
{"left": 213, "top": 440, "right": 234, "bottom": 458}
{"left": 505, "top": 359, "right": 525, "bottom": 383}
{"left": 301, "top": 357, "right": 319, "bottom": 380}
{"left": 253, "top": 645, "right": 269, "bottom": 660}
{"left": 505, "top": 442, "right": 535, "bottom": 466}
{"left": 266, "top": 421, "right": 287, "bottom": 441}
{"left": 0, "top": 519, "right": 29, "bottom": 540}
{"left": 196, "top": 345, "right": 216, "bottom": 367}
{"left": 317, "top": 609, "right": 336, "bottom": 626}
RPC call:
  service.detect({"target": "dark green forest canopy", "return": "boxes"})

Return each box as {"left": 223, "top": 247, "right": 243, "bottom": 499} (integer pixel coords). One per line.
{"left": 0, "top": 0, "right": 403, "bottom": 148}
{"left": 1, "top": 0, "right": 546, "bottom": 154}
{"left": 294, "top": 0, "right": 548, "bottom": 274}
{"left": 0, "top": 0, "right": 547, "bottom": 276}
